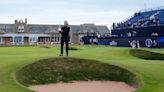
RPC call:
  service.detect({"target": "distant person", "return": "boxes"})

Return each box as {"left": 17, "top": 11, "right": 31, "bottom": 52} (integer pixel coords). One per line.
{"left": 152, "top": 40, "right": 157, "bottom": 48}
{"left": 136, "top": 41, "right": 140, "bottom": 48}
{"left": 151, "top": 32, "right": 158, "bottom": 36}
{"left": 89, "top": 38, "right": 94, "bottom": 45}
{"left": 129, "top": 40, "right": 136, "bottom": 48}
{"left": 59, "top": 20, "right": 70, "bottom": 56}
{"left": 93, "top": 38, "right": 98, "bottom": 45}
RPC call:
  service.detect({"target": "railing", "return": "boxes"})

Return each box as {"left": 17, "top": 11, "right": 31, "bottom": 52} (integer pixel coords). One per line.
{"left": 139, "top": 6, "right": 164, "bottom": 13}
{"left": 113, "top": 24, "right": 164, "bottom": 30}
{"left": 118, "top": 6, "right": 164, "bottom": 24}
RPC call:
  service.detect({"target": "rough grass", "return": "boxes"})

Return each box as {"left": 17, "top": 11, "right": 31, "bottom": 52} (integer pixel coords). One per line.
{"left": 69, "top": 47, "right": 79, "bottom": 50}
{"left": 130, "top": 49, "right": 164, "bottom": 60}
{"left": 15, "top": 57, "right": 137, "bottom": 86}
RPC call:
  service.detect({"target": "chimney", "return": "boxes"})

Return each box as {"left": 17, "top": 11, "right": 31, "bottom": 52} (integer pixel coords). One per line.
{"left": 15, "top": 20, "right": 18, "bottom": 24}
{"left": 25, "top": 18, "right": 27, "bottom": 24}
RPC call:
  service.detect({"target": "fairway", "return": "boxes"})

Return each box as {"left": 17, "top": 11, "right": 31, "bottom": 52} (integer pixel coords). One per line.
{"left": 0, "top": 45, "right": 164, "bottom": 92}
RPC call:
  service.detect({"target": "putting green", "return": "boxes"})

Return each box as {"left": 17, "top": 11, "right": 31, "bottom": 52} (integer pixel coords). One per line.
{"left": 0, "top": 45, "right": 164, "bottom": 92}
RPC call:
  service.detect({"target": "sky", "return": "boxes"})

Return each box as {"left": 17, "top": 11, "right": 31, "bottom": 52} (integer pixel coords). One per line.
{"left": 0, "top": 0, "right": 164, "bottom": 28}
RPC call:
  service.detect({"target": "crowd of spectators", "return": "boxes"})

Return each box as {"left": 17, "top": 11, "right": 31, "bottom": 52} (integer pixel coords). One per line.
{"left": 132, "top": 16, "right": 159, "bottom": 28}
{"left": 113, "top": 12, "right": 160, "bottom": 30}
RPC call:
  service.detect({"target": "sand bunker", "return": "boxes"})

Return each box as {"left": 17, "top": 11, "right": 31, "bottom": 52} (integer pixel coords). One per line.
{"left": 29, "top": 81, "right": 136, "bottom": 92}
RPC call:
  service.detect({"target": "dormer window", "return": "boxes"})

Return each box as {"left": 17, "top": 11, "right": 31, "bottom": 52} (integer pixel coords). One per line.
{"left": 18, "top": 25, "right": 24, "bottom": 33}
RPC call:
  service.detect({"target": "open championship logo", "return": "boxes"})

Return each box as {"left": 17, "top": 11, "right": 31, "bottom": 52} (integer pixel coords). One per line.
{"left": 145, "top": 39, "right": 153, "bottom": 48}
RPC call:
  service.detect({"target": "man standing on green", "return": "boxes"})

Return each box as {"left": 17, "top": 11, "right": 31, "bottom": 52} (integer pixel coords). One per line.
{"left": 59, "top": 20, "right": 70, "bottom": 56}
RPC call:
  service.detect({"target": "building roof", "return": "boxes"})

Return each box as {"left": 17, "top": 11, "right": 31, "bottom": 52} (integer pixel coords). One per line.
{"left": 0, "top": 24, "right": 110, "bottom": 34}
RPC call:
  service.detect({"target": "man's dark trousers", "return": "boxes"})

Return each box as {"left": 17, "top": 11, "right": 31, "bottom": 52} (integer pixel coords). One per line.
{"left": 60, "top": 38, "right": 69, "bottom": 56}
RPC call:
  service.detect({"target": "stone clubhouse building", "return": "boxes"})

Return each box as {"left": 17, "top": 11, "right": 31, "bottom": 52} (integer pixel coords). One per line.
{"left": 0, "top": 19, "right": 110, "bottom": 45}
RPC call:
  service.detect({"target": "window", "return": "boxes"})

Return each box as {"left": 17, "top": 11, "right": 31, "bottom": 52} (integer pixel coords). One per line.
{"left": 0, "top": 37, "right": 3, "bottom": 42}
{"left": 30, "top": 37, "right": 38, "bottom": 42}
{"left": 58, "top": 37, "right": 60, "bottom": 42}
{"left": 18, "top": 25, "right": 24, "bottom": 33}
{"left": 51, "top": 37, "right": 54, "bottom": 42}
{"left": 38, "top": 37, "right": 45, "bottom": 42}
{"left": 55, "top": 37, "right": 57, "bottom": 42}
{"left": 10, "top": 37, "right": 13, "bottom": 42}
{"left": 14, "top": 36, "right": 22, "bottom": 43}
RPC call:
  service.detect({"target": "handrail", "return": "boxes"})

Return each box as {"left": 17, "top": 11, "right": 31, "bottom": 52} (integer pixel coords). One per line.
{"left": 113, "top": 24, "right": 164, "bottom": 30}
{"left": 119, "top": 6, "right": 164, "bottom": 24}
{"left": 139, "top": 6, "right": 164, "bottom": 13}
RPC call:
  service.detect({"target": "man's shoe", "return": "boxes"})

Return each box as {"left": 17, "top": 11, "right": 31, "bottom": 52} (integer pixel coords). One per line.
{"left": 59, "top": 54, "right": 63, "bottom": 56}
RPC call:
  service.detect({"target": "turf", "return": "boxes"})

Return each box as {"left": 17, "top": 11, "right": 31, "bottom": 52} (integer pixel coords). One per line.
{"left": 16, "top": 57, "right": 136, "bottom": 86}
{"left": 0, "top": 45, "right": 164, "bottom": 92}
{"left": 130, "top": 49, "right": 164, "bottom": 60}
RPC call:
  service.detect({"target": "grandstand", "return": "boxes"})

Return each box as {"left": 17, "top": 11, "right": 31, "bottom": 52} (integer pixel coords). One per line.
{"left": 80, "top": 7, "right": 164, "bottom": 48}
{"left": 107, "top": 7, "right": 164, "bottom": 48}
{"left": 112, "top": 7, "right": 164, "bottom": 37}
{"left": 114, "top": 7, "right": 164, "bottom": 29}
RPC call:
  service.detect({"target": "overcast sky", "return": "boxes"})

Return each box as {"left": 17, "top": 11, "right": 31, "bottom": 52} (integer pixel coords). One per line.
{"left": 0, "top": 0, "right": 164, "bottom": 28}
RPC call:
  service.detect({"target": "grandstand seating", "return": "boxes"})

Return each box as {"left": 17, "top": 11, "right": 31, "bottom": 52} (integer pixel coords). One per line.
{"left": 115, "top": 8, "right": 164, "bottom": 29}
{"left": 127, "top": 10, "right": 157, "bottom": 24}
{"left": 158, "top": 11, "right": 164, "bottom": 24}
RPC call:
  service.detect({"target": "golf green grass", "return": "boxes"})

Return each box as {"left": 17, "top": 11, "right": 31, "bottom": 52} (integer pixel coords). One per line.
{"left": 0, "top": 45, "right": 164, "bottom": 92}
